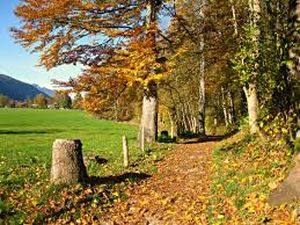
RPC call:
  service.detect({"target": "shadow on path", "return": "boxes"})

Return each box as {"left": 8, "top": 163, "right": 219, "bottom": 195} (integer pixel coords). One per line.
{"left": 180, "top": 135, "right": 224, "bottom": 144}
{"left": 89, "top": 172, "right": 151, "bottom": 186}
{"left": 178, "top": 129, "right": 239, "bottom": 144}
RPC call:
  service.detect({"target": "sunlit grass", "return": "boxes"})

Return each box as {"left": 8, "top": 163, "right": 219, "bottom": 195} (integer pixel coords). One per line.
{"left": 0, "top": 108, "right": 139, "bottom": 176}
{"left": 0, "top": 108, "right": 172, "bottom": 224}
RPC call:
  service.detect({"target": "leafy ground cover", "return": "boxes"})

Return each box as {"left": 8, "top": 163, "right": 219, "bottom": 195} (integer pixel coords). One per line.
{"left": 95, "top": 132, "right": 300, "bottom": 224}
{"left": 1, "top": 108, "right": 298, "bottom": 224}
{"left": 0, "top": 109, "right": 172, "bottom": 224}
{"left": 209, "top": 131, "right": 300, "bottom": 224}
{"left": 99, "top": 141, "right": 216, "bottom": 224}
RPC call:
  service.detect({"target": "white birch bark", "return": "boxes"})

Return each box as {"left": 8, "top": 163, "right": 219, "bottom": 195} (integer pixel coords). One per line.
{"left": 245, "top": 0, "right": 260, "bottom": 134}
{"left": 221, "top": 87, "right": 229, "bottom": 126}
{"left": 230, "top": 0, "right": 238, "bottom": 36}
{"left": 198, "top": 0, "right": 206, "bottom": 135}
{"left": 228, "top": 91, "right": 235, "bottom": 124}
{"left": 243, "top": 84, "right": 259, "bottom": 134}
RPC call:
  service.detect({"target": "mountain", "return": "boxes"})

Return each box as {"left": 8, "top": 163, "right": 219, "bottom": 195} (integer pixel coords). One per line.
{"left": 0, "top": 74, "right": 51, "bottom": 101}
{"left": 32, "top": 84, "right": 54, "bottom": 97}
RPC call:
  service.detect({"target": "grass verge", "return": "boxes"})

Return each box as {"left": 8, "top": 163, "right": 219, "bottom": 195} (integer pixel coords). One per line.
{"left": 208, "top": 131, "right": 300, "bottom": 224}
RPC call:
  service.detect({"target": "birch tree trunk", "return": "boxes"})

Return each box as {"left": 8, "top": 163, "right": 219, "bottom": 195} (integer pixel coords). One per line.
{"left": 198, "top": 0, "right": 206, "bottom": 136}
{"left": 221, "top": 87, "right": 229, "bottom": 126}
{"left": 228, "top": 91, "right": 235, "bottom": 124}
{"left": 168, "top": 112, "right": 175, "bottom": 138}
{"left": 245, "top": 0, "right": 260, "bottom": 134}
{"left": 243, "top": 84, "right": 259, "bottom": 134}
{"left": 230, "top": 0, "right": 238, "bottom": 36}
{"left": 229, "top": 0, "right": 238, "bottom": 126}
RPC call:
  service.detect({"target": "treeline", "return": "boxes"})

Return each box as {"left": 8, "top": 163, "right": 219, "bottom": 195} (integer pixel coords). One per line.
{"left": 0, "top": 92, "right": 83, "bottom": 110}
{"left": 12, "top": 0, "right": 299, "bottom": 144}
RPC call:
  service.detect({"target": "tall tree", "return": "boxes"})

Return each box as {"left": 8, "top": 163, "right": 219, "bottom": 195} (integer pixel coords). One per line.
{"left": 245, "top": 0, "right": 260, "bottom": 134}
{"left": 289, "top": 0, "right": 300, "bottom": 137}
{"left": 232, "top": 0, "right": 260, "bottom": 134}
{"left": 138, "top": 0, "right": 160, "bottom": 144}
{"left": 198, "top": 0, "right": 207, "bottom": 136}
{"left": 165, "top": 0, "right": 209, "bottom": 135}
{"left": 12, "top": 0, "right": 169, "bottom": 142}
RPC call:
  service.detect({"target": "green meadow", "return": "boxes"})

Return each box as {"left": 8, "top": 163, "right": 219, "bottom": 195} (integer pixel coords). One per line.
{"left": 0, "top": 108, "right": 139, "bottom": 176}
{"left": 0, "top": 108, "right": 170, "bottom": 223}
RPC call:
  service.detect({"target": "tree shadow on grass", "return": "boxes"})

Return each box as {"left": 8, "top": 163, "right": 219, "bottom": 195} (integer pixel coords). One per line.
{"left": 89, "top": 172, "right": 151, "bottom": 186}
{"left": 0, "top": 129, "right": 63, "bottom": 135}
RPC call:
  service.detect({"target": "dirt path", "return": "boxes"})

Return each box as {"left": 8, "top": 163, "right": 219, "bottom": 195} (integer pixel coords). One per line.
{"left": 101, "top": 142, "right": 217, "bottom": 225}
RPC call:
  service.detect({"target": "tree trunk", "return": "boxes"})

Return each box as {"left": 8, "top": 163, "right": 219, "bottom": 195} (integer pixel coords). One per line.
{"left": 245, "top": 0, "right": 261, "bottom": 134}
{"left": 243, "top": 84, "right": 259, "bottom": 134}
{"left": 114, "top": 99, "right": 118, "bottom": 121}
{"left": 138, "top": 0, "right": 159, "bottom": 144}
{"left": 183, "top": 103, "right": 192, "bottom": 132}
{"left": 228, "top": 91, "right": 235, "bottom": 124}
{"left": 192, "top": 116, "right": 198, "bottom": 133}
{"left": 180, "top": 107, "right": 189, "bottom": 132}
{"left": 221, "top": 87, "right": 229, "bottom": 126}
{"left": 230, "top": 0, "right": 238, "bottom": 36}
{"left": 51, "top": 139, "right": 88, "bottom": 184}
{"left": 169, "top": 112, "right": 175, "bottom": 139}
{"left": 198, "top": 0, "right": 206, "bottom": 136}
{"left": 289, "top": 0, "right": 300, "bottom": 138}
{"left": 138, "top": 82, "right": 158, "bottom": 144}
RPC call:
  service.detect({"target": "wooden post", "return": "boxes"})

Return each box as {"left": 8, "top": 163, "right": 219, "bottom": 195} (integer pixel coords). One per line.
{"left": 51, "top": 139, "right": 88, "bottom": 184}
{"left": 123, "top": 136, "right": 129, "bottom": 168}
{"left": 141, "top": 126, "right": 145, "bottom": 153}
{"left": 214, "top": 117, "right": 218, "bottom": 126}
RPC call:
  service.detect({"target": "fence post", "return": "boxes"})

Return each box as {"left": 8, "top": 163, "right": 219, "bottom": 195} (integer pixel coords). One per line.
{"left": 141, "top": 126, "right": 145, "bottom": 153}
{"left": 123, "top": 136, "right": 129, "bottom": 168}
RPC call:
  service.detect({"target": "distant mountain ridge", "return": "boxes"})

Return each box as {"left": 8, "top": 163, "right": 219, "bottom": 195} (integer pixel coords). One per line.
{"left": 32, "top": 84, "right": 54, "bottom": 97}
{"left": 0, "top": 74, "right": 53, "bottom": 101}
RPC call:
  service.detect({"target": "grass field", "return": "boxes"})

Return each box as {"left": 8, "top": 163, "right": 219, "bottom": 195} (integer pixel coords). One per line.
{"left": 0, "top": 108, "right": 138, "bottom": 175}
{"left": 0, "top": 108, "right": 171, "bottom": 224}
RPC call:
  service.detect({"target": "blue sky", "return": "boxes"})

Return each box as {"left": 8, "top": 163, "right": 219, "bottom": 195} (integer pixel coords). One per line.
{"left": 0, "top": 1, "right": 171, "bottom": 89}
{"left": 0, "top": 0, "right": 81, "bottom": 88}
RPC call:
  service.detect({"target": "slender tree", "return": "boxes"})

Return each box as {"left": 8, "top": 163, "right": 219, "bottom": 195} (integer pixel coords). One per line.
{"left": 289, "top": 0, "right": 300, "bottom": 137}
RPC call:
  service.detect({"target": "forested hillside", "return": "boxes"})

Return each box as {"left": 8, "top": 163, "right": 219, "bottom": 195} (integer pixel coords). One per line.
{"left": 0, "top": 74, "right": 49, "bottom": 100}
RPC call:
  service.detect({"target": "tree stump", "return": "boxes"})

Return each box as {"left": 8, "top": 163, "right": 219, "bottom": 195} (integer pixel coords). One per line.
{"left": 51, "top": 139, "right": 88, "bottom": 184}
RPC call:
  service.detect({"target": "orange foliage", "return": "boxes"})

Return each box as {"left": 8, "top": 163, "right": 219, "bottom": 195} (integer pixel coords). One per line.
{"left": 12, "top": 0, "right": 173, "bottom": 118}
